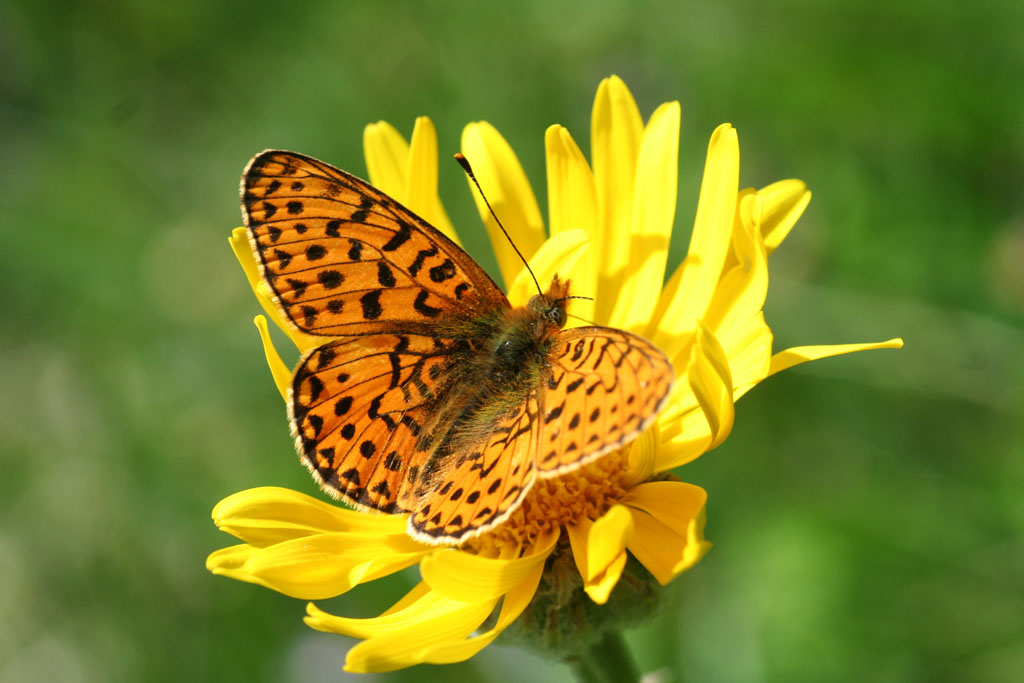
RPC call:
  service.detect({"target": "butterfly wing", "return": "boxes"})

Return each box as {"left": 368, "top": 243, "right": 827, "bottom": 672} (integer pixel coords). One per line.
{"left": 241, "top": 150, "right": 509, "bottom": 336}
{"left": 408, "top": 390, "right": 542, "bottom": 544}
{"left": 536, "top": 327, "right": 674, "bottom": 476}
{"left": 291, "top": 332, "right": 470, "bottom": 513}
{"left": 407, "top": 328, "right": 672, "bottom": 544}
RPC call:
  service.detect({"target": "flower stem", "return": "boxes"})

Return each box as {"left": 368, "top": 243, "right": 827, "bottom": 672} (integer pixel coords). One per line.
{"left": 565, "top": 630, "right": 641, "bottom": 683}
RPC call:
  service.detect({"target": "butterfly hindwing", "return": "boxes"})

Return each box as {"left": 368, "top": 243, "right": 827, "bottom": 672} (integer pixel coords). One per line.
{"left": 291, "top": 333, "right": 464, "bottom": 513}
{"left": 537, "top": 327, "right": 674, "bottom": 476}
{"left": 242, "top": 150, "right": 508, "bottom": 336}
{"left": 408, "top": 390, "right": 541, "bottom": 542}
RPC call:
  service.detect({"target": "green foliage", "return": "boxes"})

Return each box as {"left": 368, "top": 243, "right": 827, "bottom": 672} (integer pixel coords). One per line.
{"left": 1, "top": 0, "right": 1022, "bottom": 681}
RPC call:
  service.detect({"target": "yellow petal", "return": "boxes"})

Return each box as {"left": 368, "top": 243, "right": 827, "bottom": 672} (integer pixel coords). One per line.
{"left": 420, "top": 531, "right": 557, "bottom": 602}
{"left": 205, "top": 543, "right": 257, "bottom": 574}
{"left": 622, "top": 480, "right": 708, "bottom": 527}
{"left": 583, "top": 550, "right": 628, "bottom": 604}
{"left": 608, "top": 101, "right": 680, "bottom": 333}
{"left": 461, "top": 121, "right": 545, "bottom": 288}
{"left": 230, "top": 228, "right": 323, "bottom": 353}
{"left": 655, "top": 407, "right": 712, "bottom": 472}
{"left": 624, "top": 421, "right": 659, "bottom": 487}
{"left": 545, "top": 125, "right": 598, "bottom": 238}
{"left": 658, "top": 320, "right": 747, "bottom": 448}
{"left": 591, "top": 75, "right": 644, "bottom": 324}
{"left": 651, "top": 124, "right": 740, "bottom": 360}
{"left": 568, "top": 504, "right": 634, "bottom": 583}
{"left": 768, "top": 339, "right": 905, "bottom": 377}
{"left": 724, "top": 314, "right": 774, "bottom": 398}
{"left": 306, "top": 584, "right": 497, "bottom": 673}
{"left": 758, "top": 179, "right": 811, "bottom": 254}
{"left": 703, "top": 191, "right": 769, "bottom": 355}
{"left": 209, "top": 531, "right": 427, "bottom": 600}
{"left": 211, "top": 486, "right": 408, "bottom": 545}
{"left": 624, "top": 482, "right": 711, "bottom": 585}
{"left": 545, "top": 124, "right": 598, "bottom": 322}
{"left": 684, "top": 323, "right": 735, "bottom": 450}
{"left": 363, "top": 120, "right": 409, "bottom": 198}
{"left": 507, "top": 228, "right": 589, "bottom": 308}
{"left": 253, "top": 315, "right": 290, "bottom": 402}
{"left": 406, "top": 116, "right": 460, "bottom": 246}
{"left": 419, "top": 563, "right": 544, "bottom": 664}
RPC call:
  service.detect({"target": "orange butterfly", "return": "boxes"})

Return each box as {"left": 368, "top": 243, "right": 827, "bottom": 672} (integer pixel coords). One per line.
{"left": 241, "top": 151, "right": 673, "bottom": 545}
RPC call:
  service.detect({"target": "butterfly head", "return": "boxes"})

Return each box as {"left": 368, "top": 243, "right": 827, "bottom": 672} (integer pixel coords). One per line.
{"left": 527, "top": 275, "right": 572, "bottom": 333}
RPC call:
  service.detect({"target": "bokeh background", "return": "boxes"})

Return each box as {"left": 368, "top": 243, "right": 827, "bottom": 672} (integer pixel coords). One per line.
{"left": 3, "top": 1, "right": 1023, "bottom": 681}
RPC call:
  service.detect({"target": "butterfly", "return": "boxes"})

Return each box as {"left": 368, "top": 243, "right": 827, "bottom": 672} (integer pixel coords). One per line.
{"left": 241, "top": 150, "right": 674, "bottom": 545}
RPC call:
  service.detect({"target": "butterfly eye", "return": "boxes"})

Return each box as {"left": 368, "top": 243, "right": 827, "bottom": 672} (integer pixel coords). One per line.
{"left": 548, "top": 305, "right": 567, "bottom": 328}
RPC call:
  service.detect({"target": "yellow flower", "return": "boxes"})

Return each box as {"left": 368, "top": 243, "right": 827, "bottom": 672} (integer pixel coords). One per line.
{"left": 210, "top": 76, "right": 902, "bottom": 673}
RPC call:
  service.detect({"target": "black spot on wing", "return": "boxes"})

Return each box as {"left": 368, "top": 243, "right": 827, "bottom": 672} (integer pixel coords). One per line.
{"left": 381, "top": 220, "right": 413, "bottom": 251}
{"left": 428, "top": 258, "right": 456, "bottom": 283}
{"left": 408, "top": 246, "right": 438, "bottom": 277}
{"left": 413, "top": 290, "right": 442, "bottom": 317}
{"left": 377, "top": 261, "right": 397, "bottom": 287}
{"left": 318, "top": 270, "right": 344, "bottom": 289}
{"left": 360, "top": 290, "right": 383, "bottom": 319}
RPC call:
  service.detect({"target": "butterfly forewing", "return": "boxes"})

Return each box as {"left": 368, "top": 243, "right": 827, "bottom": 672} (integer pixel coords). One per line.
{"left": 242, "top": 151, "right": 508, "bottom": 336}
{"left": 538, "top": 328, "right": 673, "bottom": 476}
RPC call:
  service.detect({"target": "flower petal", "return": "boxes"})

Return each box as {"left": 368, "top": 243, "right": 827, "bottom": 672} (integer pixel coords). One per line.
{"left": 623, "top": 481, "right": 710, "bottom": 585}
{"left": 406, "top": 116, "right": 460, "bottom": 245}
{"left": 758, "top": 179, "right": 811, "bottom": 254}
{"left": 253, "top": 315, "right": 291, "bottom": 402}
{"left": 768, "top": 339, "right": 905, "bottom": 377}
{"left": 420, "top": 530, "right": 557, "bottom": 602}
{"left": 704, "top": 191, "right": 770, "bottom": 357}
{"left": 609, "top": 101, "right": 680, "bottom": 333}
{"left": 725, "top": 313, "right": 774, "bottom": 398}
{"left": 205, "top": 543, "right": 257, "bottom": 574}
{"left": 461, "top": 121, "right": 546, "bottom": 288}
{"left": 651, "top": 124, "right": 740, "bottom": 360}
{"left": 568, "top": 504, "right": 634, "bottom": 584}
{"left": 687, "top": 323, "right": 736, "bottom": 450}
{"left": 545, "top": 124, "right": 598, "bottom": 322}
{"left": 624, "top": 422, "right": 659, "bottom": 487}
{"left": 583, "top": 550, "right": 628, "bottom": 604}
{"left": 230, "top": 228, "right": 321, "bottom": 352}
{"left": 208, "top": 531, "right": 427, "bottom": 600}
{"left": 306, "top": 584, "right": 498, "bottom": 673}
{"left": 655, "top": 407, "right": 713, "bottom": 472}
{"left": 591, "top": 75, "right": 644, "bottom": 323}
{"left": 507, "top": 228, "right": 589, "bottom": 308}
{"left": 211, "top": 486, "right": 408, "bottom": 545}
{"left": 363, "top": 120, "right": 409, "bottom": 198}
{"left": 545, "top": 125, "right": 598, "bottom": 239}
{"left": 418, "top": 562, "right": 544, "bottom": 664}
{"left": 654, "top": 323, "right": 736, "bottom": 472}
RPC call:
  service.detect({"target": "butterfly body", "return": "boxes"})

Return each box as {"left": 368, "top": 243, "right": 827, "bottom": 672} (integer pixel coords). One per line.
{"left": 242, "top": 150, "right": 673, "bottom": 545}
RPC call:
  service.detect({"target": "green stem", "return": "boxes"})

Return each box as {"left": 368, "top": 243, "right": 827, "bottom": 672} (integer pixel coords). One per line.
{"left": 565, "top": 630, "right": 641, "bottom": 683}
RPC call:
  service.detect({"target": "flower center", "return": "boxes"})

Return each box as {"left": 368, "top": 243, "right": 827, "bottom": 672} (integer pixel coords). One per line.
{"left": 466, "top": 448, "right": 632, "bottom": 556}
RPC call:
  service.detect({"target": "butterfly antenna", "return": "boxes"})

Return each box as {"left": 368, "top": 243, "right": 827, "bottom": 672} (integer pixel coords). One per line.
{"left": 455, "top": 153, "right": 542, "bottom": 296}
{"left": 567, "top": 312, "right": 600, "bottom": 326}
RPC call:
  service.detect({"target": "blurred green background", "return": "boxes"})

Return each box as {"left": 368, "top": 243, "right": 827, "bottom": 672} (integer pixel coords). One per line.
{"left": 2, "top": 1, "right": 1023, "bottom": 681}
